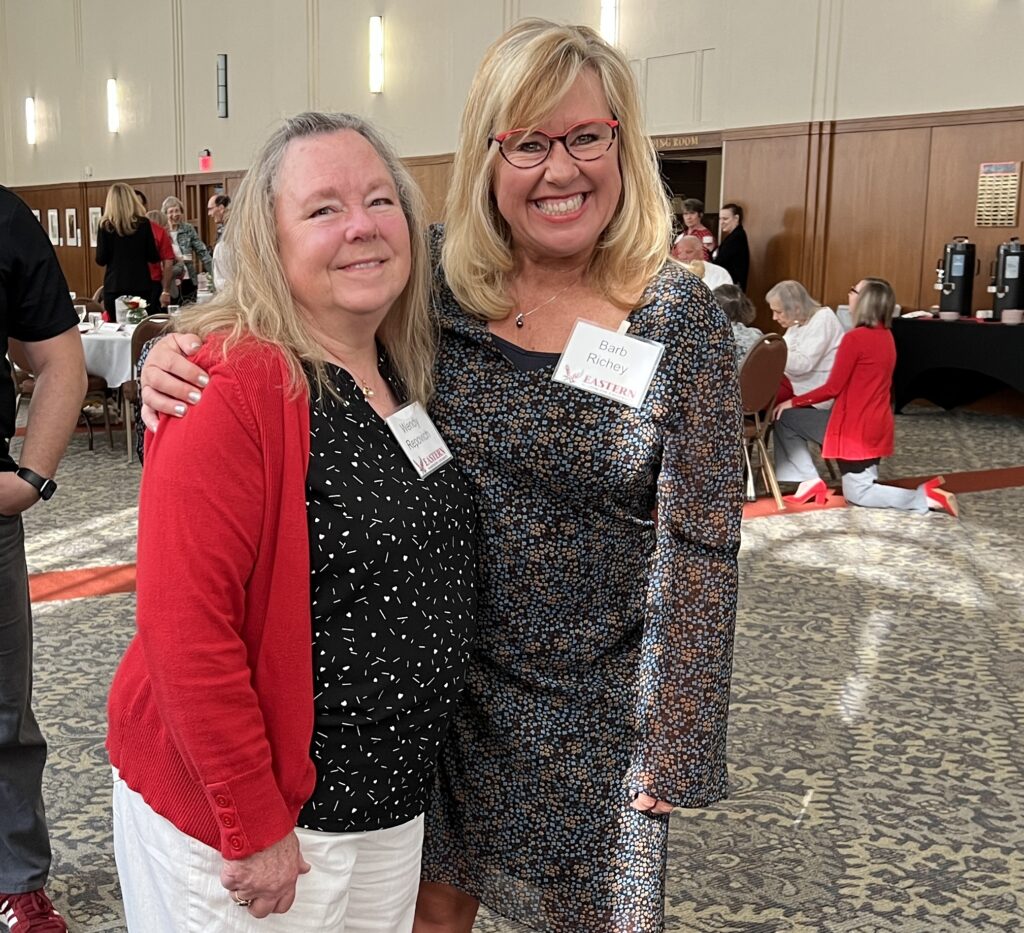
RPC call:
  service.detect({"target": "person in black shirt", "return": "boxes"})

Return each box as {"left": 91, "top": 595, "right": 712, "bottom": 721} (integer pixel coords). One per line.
{"left": 713, "top": 202, "right": 751, "bottom": 291}
{"left": 0, "top": 185, "right": 87, "bottom": 932}
{"left": 95, "top": 183, "right": 159, "bottom": 319}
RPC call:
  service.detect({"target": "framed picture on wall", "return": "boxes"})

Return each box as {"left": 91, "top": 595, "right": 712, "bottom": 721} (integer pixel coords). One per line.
{"left": 47, "top": 209, "right": 60, "bottom": 245}
{"left": 65, "top": 208, "right": 79, "bottom": 247}
{"left": 88, "top": 207, "right": 102, "bottom": 248}
{"left": 31, "top": 209, "right": 41, "bottom": 223}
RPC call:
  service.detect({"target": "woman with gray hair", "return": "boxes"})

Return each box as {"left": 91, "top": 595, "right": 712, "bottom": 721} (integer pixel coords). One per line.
{"left": 766, "top": 279, "right": 844, "bottom": 498}
{"left": 161, "top": 195, "right": 214, "bottom": 303}
{"left": 108, "top": 112, "right": 476, "bottom": 930}
{"left": 774, "top": 277, "right": 957, "bottom": 514}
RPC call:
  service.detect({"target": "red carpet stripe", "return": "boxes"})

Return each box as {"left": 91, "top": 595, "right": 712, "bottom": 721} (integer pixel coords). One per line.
{"left": 29, "top": 564, "right": 136, "bottom": 603}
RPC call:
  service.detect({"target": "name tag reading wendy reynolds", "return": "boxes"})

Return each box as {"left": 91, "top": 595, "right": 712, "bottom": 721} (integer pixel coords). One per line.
{"left": 552, "top": 320, "right": 665, "bottom": 409}
{"left": 385, "top": 402, "right": 454, "bottom": 479}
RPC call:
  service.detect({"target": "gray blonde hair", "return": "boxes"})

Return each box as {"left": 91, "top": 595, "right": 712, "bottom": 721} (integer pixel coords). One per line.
{"left": 853, "top": 277, "right": 895, "bottom": 328}
{"left": 765, "top": 279, "right": 821, "bottom": 324}
{"left": 160, "top": 196, "right": 184, "bottom": 217}
{"left": 442, "top": 18, "right": 673, "bottom": 319}
{"left": 176, "top": 111, "right": 434, "bottom": 404}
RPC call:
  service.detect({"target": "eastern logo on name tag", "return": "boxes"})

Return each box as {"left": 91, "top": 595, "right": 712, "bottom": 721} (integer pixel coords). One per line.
{"left": 552, "top": 320, "right": 664, "bottom": 408}
{"left": 385, "top": 401, "right": 454, "bottom": 478}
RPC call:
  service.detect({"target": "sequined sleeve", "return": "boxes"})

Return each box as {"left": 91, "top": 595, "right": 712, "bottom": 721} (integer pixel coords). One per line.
{"left": 626, "top": 279, "right": 744, "bottom": 808}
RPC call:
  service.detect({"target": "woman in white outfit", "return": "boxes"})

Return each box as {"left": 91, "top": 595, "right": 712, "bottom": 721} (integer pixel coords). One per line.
{"left": 767, "top": 280, "right": 844, "bottom": 492}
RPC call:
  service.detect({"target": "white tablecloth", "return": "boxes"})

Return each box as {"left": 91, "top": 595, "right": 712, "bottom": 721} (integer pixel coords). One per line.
{"left": 81, "top": 324, "right": 134, "bottom": 387}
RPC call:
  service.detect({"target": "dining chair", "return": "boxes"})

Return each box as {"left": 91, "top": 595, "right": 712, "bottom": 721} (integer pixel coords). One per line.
{"left": 123, "top": 314, "right": 173, "bottom": 462}
{"left": 14, "top": 365, "right": 113, "bottom": 451}
{"left": 738, "top": 333, "right": 788, "bottom": 510}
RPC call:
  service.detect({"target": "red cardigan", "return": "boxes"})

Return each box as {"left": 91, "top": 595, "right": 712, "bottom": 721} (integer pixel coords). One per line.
{"left": 107, "top": 337, "right": 316, "bottom": 860}
{"left": 789, "top": 325, "right": 895, "bottom": 460}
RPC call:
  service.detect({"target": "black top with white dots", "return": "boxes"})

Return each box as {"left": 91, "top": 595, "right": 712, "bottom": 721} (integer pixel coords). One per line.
{"left": 297, "top": 361, "right": 477, "bottom": 833}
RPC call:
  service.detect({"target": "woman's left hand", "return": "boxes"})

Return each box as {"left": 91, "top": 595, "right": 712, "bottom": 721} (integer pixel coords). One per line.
{"left": 630, "top": 793, "right": 673, "bottom": 816}
{"left": 774, "top": 398, "right": 794, "bottom": 420}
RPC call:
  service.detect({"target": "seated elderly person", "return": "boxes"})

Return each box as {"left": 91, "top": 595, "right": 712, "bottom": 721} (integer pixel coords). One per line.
{"left": 765, "top": 279, "right": 844, "bottom": 492}
{"left": 713, "top": 284, "right": 763, "bottom": 366}
{"left": 672, "top": 235, "right": 733, "bottom": 290}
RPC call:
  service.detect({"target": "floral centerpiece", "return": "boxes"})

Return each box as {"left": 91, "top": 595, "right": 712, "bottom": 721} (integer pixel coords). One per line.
{"left": 120, "top": 295, "right": 148, "bottom": 324}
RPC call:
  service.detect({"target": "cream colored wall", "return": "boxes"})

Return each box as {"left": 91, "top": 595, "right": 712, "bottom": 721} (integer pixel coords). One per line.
{"left": 4, "top": 0, "right": 1024, "bottom": 187}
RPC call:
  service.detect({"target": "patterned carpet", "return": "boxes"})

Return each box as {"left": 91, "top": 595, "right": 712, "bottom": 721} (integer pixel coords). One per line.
{"left": 12, "top": 406, "right": 1024, "bottom": 932}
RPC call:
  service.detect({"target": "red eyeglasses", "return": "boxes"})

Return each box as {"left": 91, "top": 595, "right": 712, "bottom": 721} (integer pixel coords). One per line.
{"left": 489, "top": 119, "right": 620, "bottom": 168}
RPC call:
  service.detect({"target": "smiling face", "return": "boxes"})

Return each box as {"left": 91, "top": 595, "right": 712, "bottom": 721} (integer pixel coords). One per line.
{"left": 491, "top": 69, "right": 622, "bottom": 267}
{"left": 165, "top": 203, "right": 182, "bottom": 225}
{"left": 274, "top": 129, "right": 411, "bottom": 333}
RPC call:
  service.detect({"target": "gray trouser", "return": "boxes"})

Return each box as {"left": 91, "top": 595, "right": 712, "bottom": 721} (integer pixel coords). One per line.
{"left": 773, "top": 407, "right": 831, "bottom": 482}
{"left": 0, "top": 513, "right": 50, "bottom": 892}
{"left": 841, "top": 464, "right": 929, "bottom": 513}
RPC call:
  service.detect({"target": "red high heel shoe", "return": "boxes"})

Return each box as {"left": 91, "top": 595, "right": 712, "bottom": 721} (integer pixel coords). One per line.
{"left": 783, "top": 478, "right": 830, "bottom": 506}
{"left": 926, "top": 485, "right": 959, "bottom": 517}
{"left": 922, "top": 475, "right": 945, "bottom": 494}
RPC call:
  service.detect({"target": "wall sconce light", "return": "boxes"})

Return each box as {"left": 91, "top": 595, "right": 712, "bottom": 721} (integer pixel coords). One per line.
{"left": 106, "top": 78, "right": 120, "bottom": 133}
{"left": 600, "top": 0, "right": 619, "bottom": 44}
{"left": 369, "top": 16, "right": 384, "bottom": 93}
{"left": 25, "top": 97, "right": 37, "bottom": 145}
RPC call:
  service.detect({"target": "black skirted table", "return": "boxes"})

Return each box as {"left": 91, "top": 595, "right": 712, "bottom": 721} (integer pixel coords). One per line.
{"left": 892, "top": 317, "right": 1024, "bottom": 411}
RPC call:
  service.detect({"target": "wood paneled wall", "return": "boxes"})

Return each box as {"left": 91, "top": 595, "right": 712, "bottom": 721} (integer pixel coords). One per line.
{"left": 724, "top": 106, "right": 1024, "bottom": 330}
{"left": 12, "top": 171, "right": 244, "bottom": 300}
{"left": 403, "top": 156, "right": 455, "bottom": 226}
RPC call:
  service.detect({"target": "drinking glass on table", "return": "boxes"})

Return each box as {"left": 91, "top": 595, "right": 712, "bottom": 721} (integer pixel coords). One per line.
{"left": 74, "top": 304, "right": 87, "bottom": 323}
{"left": 87, "top": 312, "right": 103, "bottom": 331}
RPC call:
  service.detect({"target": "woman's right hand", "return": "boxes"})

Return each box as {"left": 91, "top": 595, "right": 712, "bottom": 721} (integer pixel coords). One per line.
{"left": 139, "top": 332, "right": 210, "bottom": 431}
{"left": 220, "top": 830, "right": 311, "bottom": 918}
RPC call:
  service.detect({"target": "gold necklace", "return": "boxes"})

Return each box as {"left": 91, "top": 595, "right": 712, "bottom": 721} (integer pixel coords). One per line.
{"left": 514, "top": 281, "right": 577, "bottom": 328}
{"left": 328, "top": 357, "right": 379, "bottom": 399}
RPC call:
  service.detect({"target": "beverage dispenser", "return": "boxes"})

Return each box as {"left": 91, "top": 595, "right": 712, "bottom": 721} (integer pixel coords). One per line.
{"left": 934, "top": 236, "right": 977, "bottom": 317}
{"left": 987, "top": 236, "right": 1023, "bottom": 321}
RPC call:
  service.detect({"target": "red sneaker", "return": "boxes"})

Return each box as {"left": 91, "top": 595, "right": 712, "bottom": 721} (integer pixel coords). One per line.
{"left": 0, "top": 889, "right": 68, "bottom": 932}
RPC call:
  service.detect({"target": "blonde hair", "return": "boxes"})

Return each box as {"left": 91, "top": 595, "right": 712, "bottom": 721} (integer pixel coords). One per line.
{"left": 101, "top": 183, "right": 146, "bottom": 237}
{"left": 765, "top": 280, "right": 821, "bottom": 324}
{"left": 176, "top": 112, "right": 434, "bottom": 404}
{"left": 442, "top": 18, "right": 672, "bottom": 319}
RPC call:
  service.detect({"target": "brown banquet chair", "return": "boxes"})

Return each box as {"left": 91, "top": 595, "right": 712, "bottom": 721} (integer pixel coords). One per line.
{"left": 738, "top": 333, "right": 788, "bottom": 510}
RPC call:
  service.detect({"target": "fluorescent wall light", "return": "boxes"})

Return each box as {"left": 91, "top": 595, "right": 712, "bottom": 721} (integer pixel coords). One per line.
{"left": 369, "top": 16, "right": 384, "bottom": 93}
{"left": 600, "top": 0, "right": 619, "bottom": 44}
{"left": 25, "top": 97, "right": 36, "bottom": 145}
{"left": 106, "top": 78, "right": 119, "bottom": 133}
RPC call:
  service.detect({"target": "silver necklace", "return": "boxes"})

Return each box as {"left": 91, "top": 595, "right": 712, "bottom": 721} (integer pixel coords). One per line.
{"left": 514, "top": 281, "right": 576, "bottom": 328}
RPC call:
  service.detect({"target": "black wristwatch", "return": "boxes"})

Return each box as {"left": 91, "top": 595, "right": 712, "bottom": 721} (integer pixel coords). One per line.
{"left": 16, "top": 467, "right": 57, "bottom": 501}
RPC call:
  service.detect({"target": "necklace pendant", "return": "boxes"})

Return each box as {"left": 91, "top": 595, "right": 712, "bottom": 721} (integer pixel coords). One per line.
{"left": 515, "top": 313, "right": 524, "bottom": 328}
{"left": 361, "top": 384, "right": 375, "bottom": 399}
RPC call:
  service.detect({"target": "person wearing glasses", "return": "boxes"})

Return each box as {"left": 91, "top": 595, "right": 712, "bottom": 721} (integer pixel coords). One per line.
{"left": 774, "top": 278, "right": 958, "bottom": 516}
{"left": 137, "top": 19, "right": 742, "bottom": 933}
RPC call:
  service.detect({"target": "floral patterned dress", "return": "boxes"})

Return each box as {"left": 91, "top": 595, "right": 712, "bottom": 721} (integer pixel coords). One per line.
{"left": 421, "top": 230, "right": 744, "bottom": 932}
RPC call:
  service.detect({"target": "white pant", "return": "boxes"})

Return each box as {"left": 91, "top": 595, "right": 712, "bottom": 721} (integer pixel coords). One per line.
{"left": 112, "top": 771, "right": 423, "bottom": 933}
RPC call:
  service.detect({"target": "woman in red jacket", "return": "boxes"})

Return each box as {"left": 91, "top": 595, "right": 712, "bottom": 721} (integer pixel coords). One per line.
{"left": 774, "top": 277, "right": 958, "bottom": 516}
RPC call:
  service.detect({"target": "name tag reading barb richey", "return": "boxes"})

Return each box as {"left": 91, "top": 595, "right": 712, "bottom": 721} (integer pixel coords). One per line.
{"left": 385, "top": 402, "right": 454, "bottom": 479}
{"left": 552, "top": 320, "right": 665, "bottom": 408}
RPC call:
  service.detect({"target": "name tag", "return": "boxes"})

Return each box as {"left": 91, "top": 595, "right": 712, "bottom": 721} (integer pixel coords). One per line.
{"left": 552, "top": 320, "right": 664, "bottom": 408}
{"left": 385, "top": 401, "right": 454, "bottom": 478}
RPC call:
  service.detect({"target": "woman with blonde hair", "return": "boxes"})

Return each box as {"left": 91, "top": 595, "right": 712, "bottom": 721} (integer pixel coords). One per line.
{"left": 140, "top": 20, "right": 743, "bottom": 933}
{"left": 95, "top": 182, "right": 159, "bottom": 320}
{"left": 160, "top": 195, "right": 214, "bottom": 303}
{"left": 108, "top": 111, "right": 476, "bottom": 930}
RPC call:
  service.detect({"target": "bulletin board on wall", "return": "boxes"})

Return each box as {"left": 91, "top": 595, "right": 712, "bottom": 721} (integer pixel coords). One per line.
{"left": 975, "top": 161, "right": 1020, "bottom": 227}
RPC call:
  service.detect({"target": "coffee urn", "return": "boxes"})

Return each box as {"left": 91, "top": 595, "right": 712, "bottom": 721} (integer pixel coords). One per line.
{"left": 934, "top": 236, "right": 977, "bottom": 317}
{"left": 987, "top": 236, "right": 1023, "bottom": 321}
